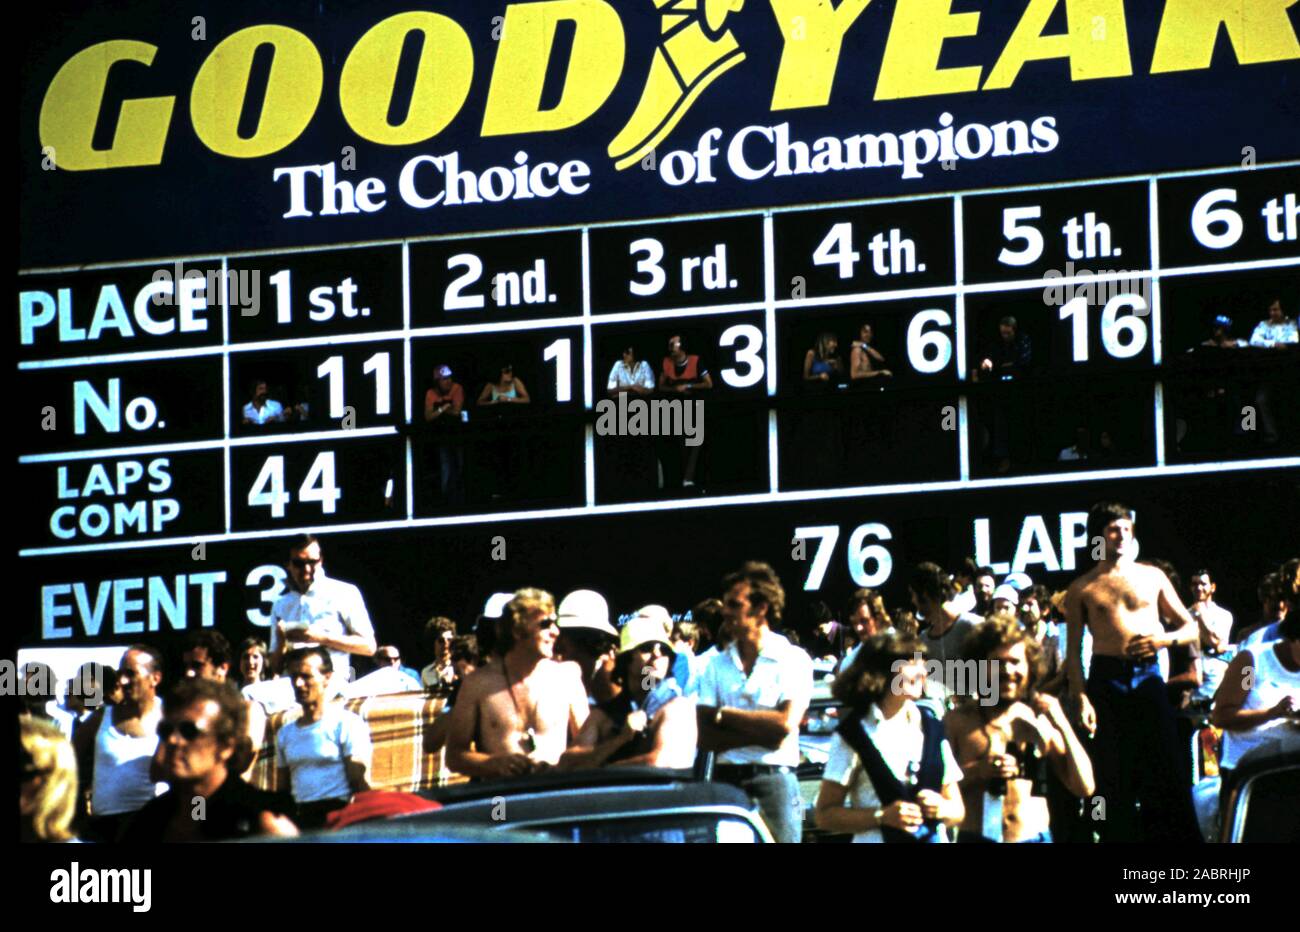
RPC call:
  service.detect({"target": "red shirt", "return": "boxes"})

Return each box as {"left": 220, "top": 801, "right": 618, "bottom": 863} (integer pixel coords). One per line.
{"left": 425, "top": 383, "right": 465, "bottom": 417}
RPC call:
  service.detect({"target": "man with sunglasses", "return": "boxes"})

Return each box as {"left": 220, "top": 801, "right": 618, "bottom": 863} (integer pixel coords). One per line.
{"left": 575, "top": 612, "right": 699, "bottom": 769}
{"left": 446, "top": 588, "right": 591, "bottom": 779}
{"left": 269, "top": 534, "right": 377, "bottom": 684}
{"left": 122, "top": 679, "right": 296, "bottom": 842}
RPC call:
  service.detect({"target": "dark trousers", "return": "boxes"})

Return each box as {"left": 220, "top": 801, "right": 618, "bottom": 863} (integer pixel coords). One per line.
{"left": 714, "top": 767, "right": 802, "bottom": 843}
{"left": 294, "top": 797, "right": 349, "bottom": 831}
{"left": 1086, "top": 656, "right": 1202, "bottom": 843}
{"left": 86, "top": 812, "right": 131, "bottom": 843}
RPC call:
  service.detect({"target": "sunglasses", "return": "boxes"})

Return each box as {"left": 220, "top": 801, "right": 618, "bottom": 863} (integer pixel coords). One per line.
{"left": 538, "top": 614, "right": 559, "bottom": 631}
{"left": 291, "top": 557, "right": 321, "bottom": 569}
{"left": 157, "top": 721, "right": 211, "bottom": 741}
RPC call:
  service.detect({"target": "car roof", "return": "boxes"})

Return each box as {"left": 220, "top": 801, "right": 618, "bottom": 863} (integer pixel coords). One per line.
{"left": 410, "top": 769, "right": 764, "bottom": 837}
{"left": 237, "top": 821, "right": 564, "bottom": 843}
{"left": 420, "top": 765, "right": 701, "bottom": 804}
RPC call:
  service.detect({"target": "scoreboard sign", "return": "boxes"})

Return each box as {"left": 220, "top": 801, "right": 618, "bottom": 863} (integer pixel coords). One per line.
{"left": 16, "top": 1, "right": 1300, "bottom": 656}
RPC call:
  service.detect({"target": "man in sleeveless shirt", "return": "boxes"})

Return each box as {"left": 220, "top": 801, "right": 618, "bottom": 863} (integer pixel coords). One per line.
{"left": 82, "top": 645, "right": 167, "bottom": 842}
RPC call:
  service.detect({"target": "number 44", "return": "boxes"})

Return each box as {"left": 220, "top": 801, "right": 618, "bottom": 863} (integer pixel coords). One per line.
{"left": 249, "top": 452, "right": 341, "bottom": 518}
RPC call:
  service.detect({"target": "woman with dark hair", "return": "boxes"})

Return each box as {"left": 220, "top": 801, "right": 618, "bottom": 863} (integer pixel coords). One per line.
{"left": 803, "top": 332, "right": 844, "bottom": 383}
{"left": 477, "top": 362, "right": 531, "bottom": 407}
{"left": 814, "top": 632, "right": 964, "bottom": 842}
{"left": 236, "top": 638, "right": 269, "bottom": 690}
{"left": 477, "top": 362, "right": 531, "bottom": 499}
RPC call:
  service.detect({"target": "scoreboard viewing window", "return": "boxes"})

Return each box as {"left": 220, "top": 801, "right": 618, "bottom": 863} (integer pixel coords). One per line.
{"left": 12, "top": 0, "right": 1300, "bottom": 853}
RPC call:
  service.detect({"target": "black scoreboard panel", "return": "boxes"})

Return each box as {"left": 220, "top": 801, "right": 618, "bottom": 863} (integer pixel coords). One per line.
{"left": 16, "top": 162, "right": 1300, "bottom": 650}
{"left": 18, "top": 473, "right": 1300, "bottom": 660}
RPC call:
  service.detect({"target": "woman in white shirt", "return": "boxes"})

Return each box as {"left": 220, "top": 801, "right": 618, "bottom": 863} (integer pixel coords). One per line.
{"left": 814, "top": 632, "right": 964, "bottom": 842}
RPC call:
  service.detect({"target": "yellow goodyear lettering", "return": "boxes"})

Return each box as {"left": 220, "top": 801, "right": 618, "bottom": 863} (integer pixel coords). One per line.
{"left": 340, "top": 11, "right": 474, "bottom": 146}
{"left": 875, "top": 0, "right": 982, "bottom": 101}
{"left": 190, "top": 25, "right": 323, "bottom": 159}
{"left": 1151, "top": 0, "right": 1300, "bottom": 73}
{"left": 39, "top": 40, "right": 175, "bottom": 170}
{"left": 482, "top": 0, "right": 625, "bottom": 136}
{"left": 983, "top": 0, "right": 1133, "bottom": 90}
{"left": 770, "top": 0, "right": 873, "bottom": 110}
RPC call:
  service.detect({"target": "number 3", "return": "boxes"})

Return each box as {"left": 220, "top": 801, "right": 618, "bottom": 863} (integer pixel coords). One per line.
{"left": 719, "top": 324, "right": 765, "bottom": 388}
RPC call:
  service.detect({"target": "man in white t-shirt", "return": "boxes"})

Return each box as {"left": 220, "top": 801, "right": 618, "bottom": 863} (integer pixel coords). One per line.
{"left": 696, "top": 562, "right": 813, "bottom": 843}
{"left": 910, "top": 562, "right": 982, "bottom": 708}
{"left": 269, "top": 534, "right": 377, "bottom": 682}
{"left": 275, "top": 647, "right": 371, "bottom": 828}
{"left": 1188, "top": 569, "right": 1235, "bottom": 652}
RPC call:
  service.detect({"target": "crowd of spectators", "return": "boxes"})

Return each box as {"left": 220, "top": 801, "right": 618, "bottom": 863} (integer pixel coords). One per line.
{"left": 17, "top": 514, "right": 1299, "bottom": 845}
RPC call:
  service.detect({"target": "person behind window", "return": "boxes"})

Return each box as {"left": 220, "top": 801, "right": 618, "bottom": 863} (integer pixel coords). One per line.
{"left": 604, "top": 345, "right": 658, "bottom": 497}
{"left": 477, "top": 363, "right": 530, "bottom": 499}
{"left": 1247, "top": 297, "right": 1296, "bottom": 446}
{"left": 850, "top": 323, "right": 892, "bottom": 381}
{"left": 242, "top": 379, "right": 285, "bottom": 426}
{"left": 606, "top": 345, "right": 655, "bottom": 398}
{"left": 803, "top": 332, "right": 844, "bottom": 383}
{"left": 424, "top": 365, "right": 467, "bottom": 506}
{"left": 658, "top": 335, "right": 712, "bottom": 489}
{"left": 1201, "top": 313, "right": 1246, "bottom": 348}
{"left": 1248, "top": 297, "right": 1298, "bottom": 348}
{"left": 477, "top": 362, "right": 531, "bottom": 407}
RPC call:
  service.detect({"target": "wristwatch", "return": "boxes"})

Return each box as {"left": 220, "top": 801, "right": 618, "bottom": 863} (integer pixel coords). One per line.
{"left": 873, "top": 807, "right": 885, "bottom": 826}
{"left": 714, "top": 707, "right": 725, "bottom": 727}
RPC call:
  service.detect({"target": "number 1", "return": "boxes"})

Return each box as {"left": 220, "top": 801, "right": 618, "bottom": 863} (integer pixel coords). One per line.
{"left": 543, "top": 338, "right": 571, "bottom": 402}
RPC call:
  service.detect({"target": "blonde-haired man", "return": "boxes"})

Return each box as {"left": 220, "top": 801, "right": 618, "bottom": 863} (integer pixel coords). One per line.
{"left": 445, "top": 588, "right": 590, "bottom": 779}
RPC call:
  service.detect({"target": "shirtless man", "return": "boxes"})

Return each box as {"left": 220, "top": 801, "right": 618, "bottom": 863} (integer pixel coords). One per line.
{"left": 445, "top": 588, "right": 629, "bottom": 779}
{"left": 946, "top": 614, "right": 1094, "bottom": 842}
{"left": 1064, "top": 501, "right": 1202, "bottom": 843}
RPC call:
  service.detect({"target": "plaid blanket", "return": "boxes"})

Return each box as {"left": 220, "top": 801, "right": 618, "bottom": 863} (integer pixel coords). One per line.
{"left": 250, "top": 692, "right": 456, "bottom": 794}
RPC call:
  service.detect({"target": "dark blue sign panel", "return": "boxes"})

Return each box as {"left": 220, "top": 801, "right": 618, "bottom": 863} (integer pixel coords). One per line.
{"left": 20, "top": 0, "right": 1300, "bottom": 266}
